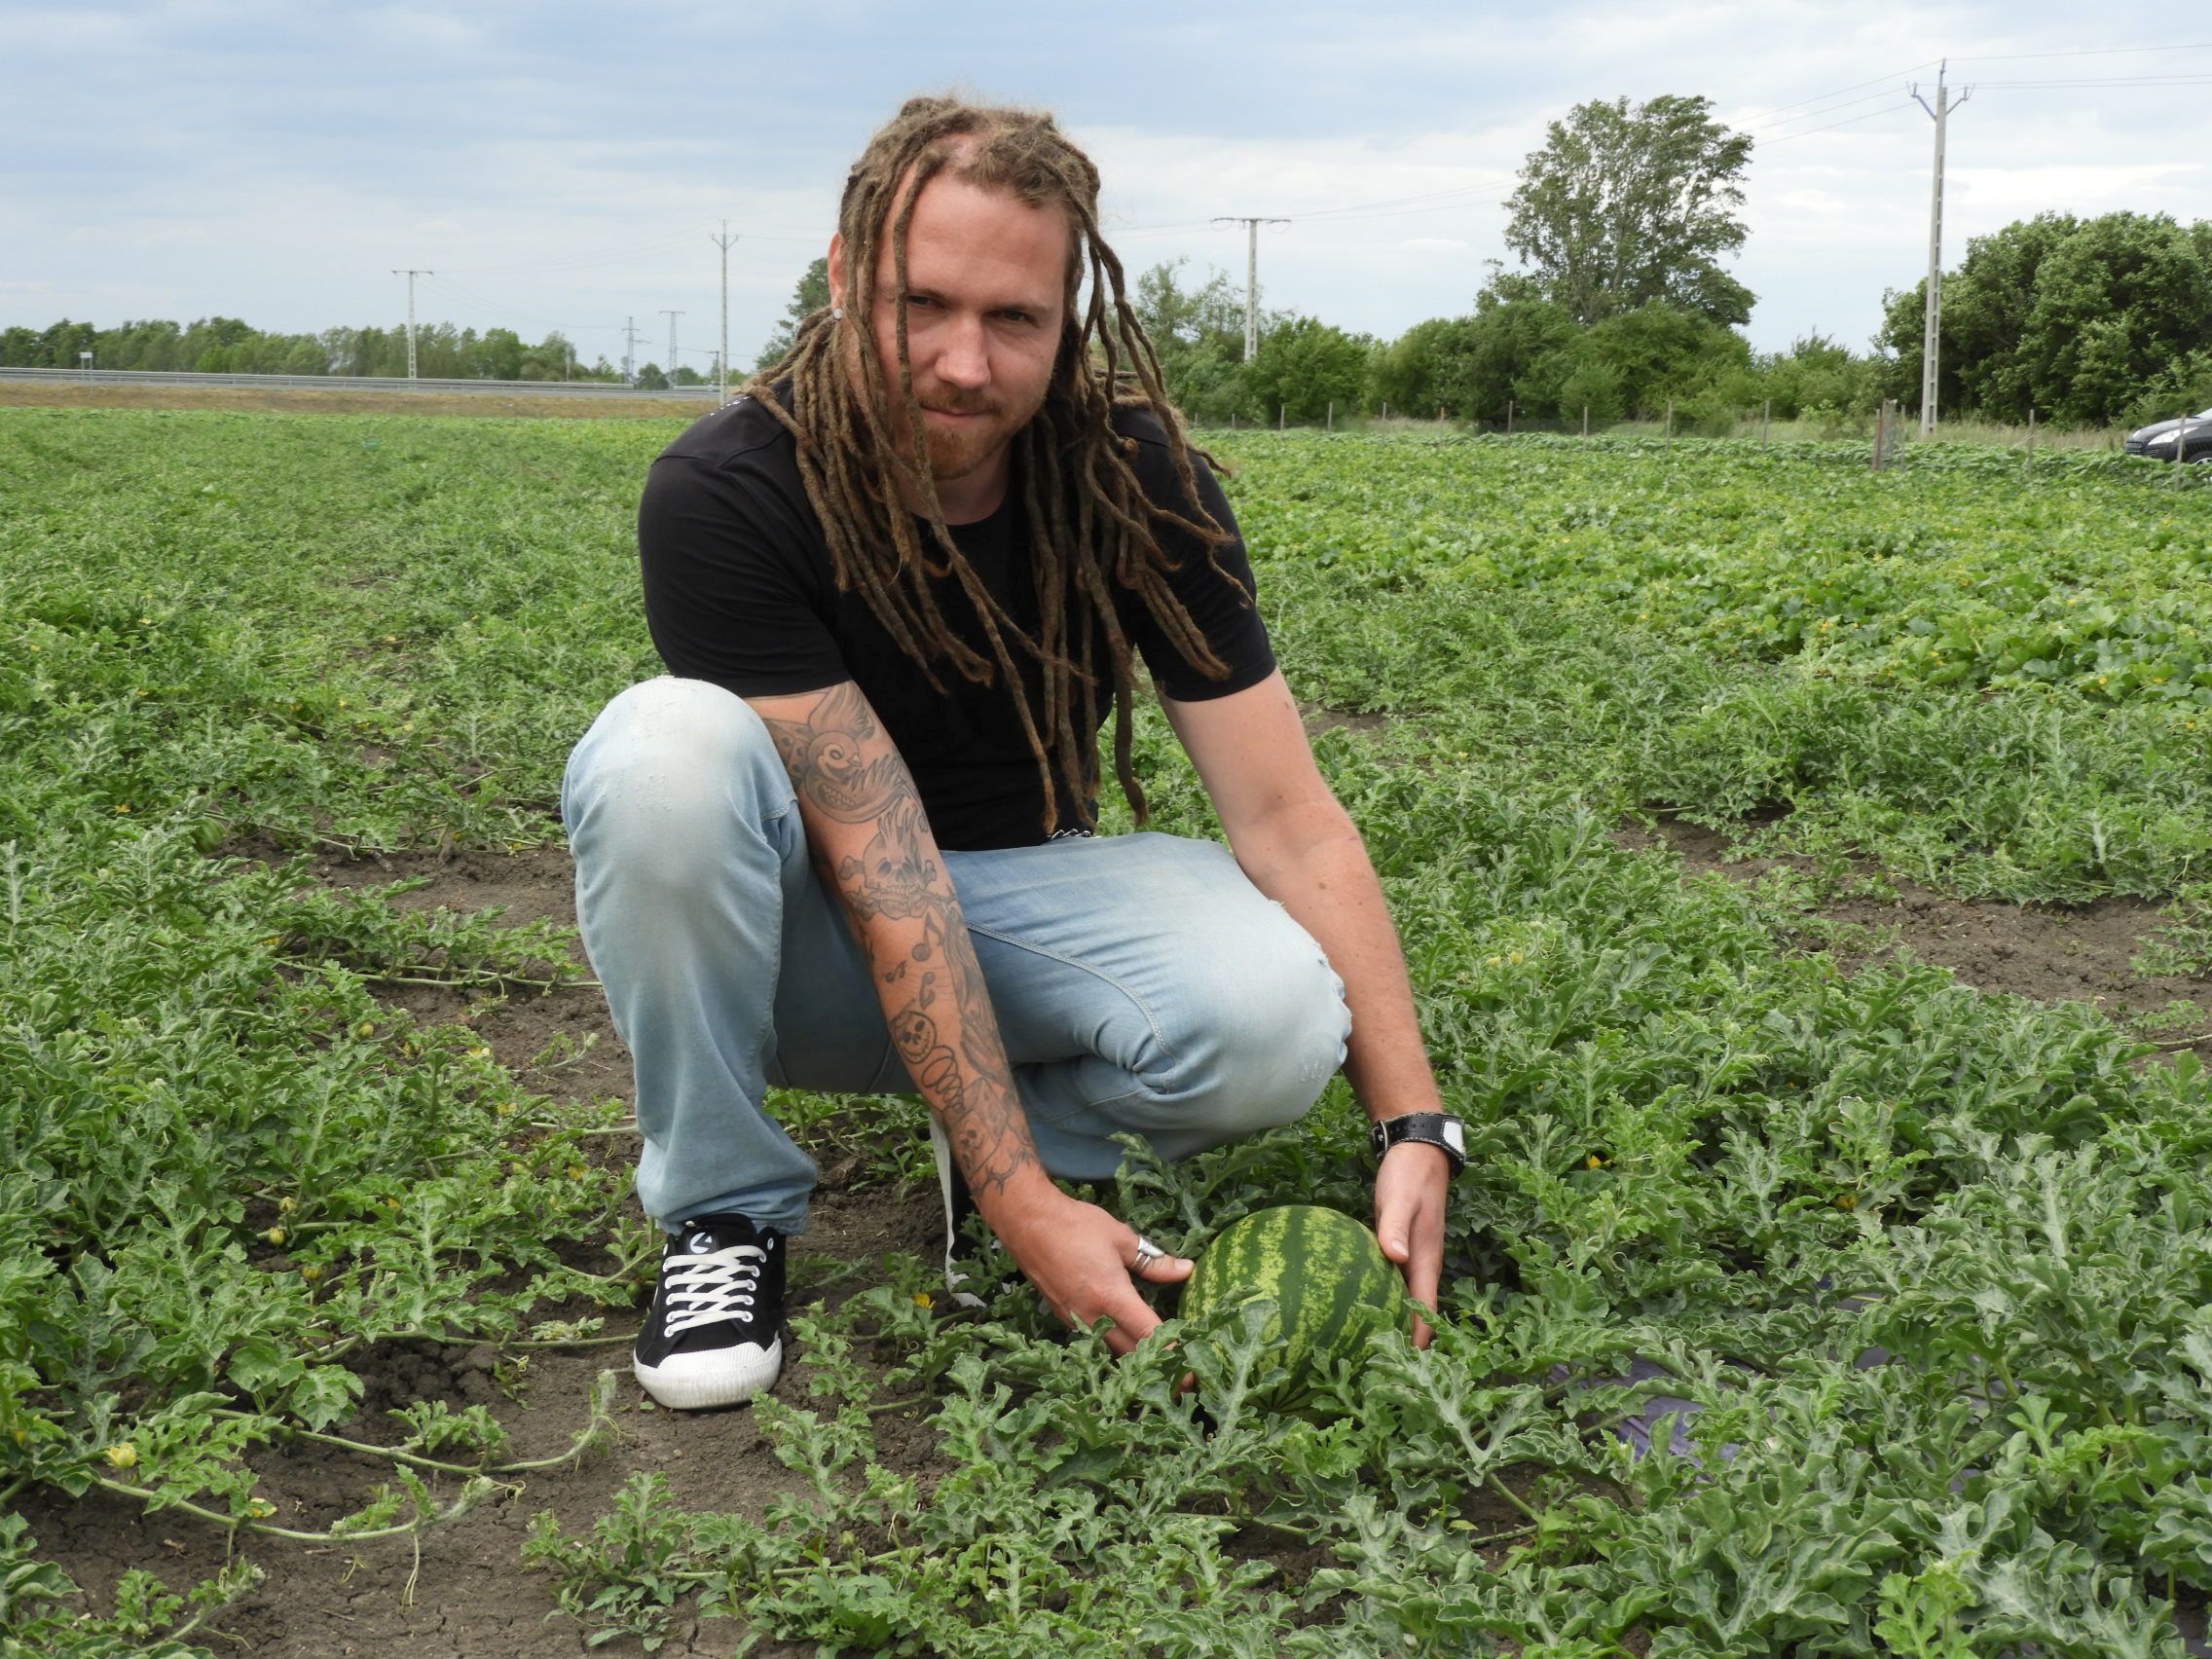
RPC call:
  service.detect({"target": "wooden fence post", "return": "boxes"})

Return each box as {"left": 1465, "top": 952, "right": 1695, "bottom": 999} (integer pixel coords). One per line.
{"left": 1664, "top": 398, "right": 1673, "bottom": 450}
{"left": 1762, "top": 398, "right": 1770, "bottom": 445}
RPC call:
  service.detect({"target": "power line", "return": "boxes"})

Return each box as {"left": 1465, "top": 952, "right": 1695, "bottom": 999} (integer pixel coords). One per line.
{"left": 659, "top": 309, "right": 683, "bottom": 386}
{"left": 1911, "top": 61, "right": 1970, "bottom": 437}
{"left": 1735, "top": 86, "right": 1916, "bottom": 138}
{"left": 1969, "top": 73, "right": 2212, "bottom": 89}
{"left": 1758, "top": 100, "right": 1920, "bottom": 146}
{"left": 1953, "top": 40, "right": 2212, "bottom": 62}
{"left": 1730, "top": 58, "right": 1941, "bottom": 125}
{"left": 419, "top": 273, "right": 621, "bottom": 337}
{"left": 712, "top": 222, "right": 737, "bottom": 407}
{"left": 1211, "top": 217, "right": 1289, "bottom": 360}
{"left": 390, "top": 269, "right": 431, "bottom": 382}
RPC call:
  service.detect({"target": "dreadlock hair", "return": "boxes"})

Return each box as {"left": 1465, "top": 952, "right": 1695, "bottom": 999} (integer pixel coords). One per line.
{"left": 740, "top": 93, "right": 1244, "bottom": 835}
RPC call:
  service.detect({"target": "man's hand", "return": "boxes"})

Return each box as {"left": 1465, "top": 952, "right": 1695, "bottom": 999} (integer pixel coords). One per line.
{"left": 1375, "top": 1142, "right": 1450, "bottom": 1347}
{"left": 988, "top": 1188, "right": 1191, "bottom": 1355}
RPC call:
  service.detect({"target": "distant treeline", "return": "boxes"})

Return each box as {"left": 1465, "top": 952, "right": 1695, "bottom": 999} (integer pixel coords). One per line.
{"left": 0, "top": 317, "right": 653, "bottom": 383}
{"left": 14, "top": 207, "right": 2209, "bottom": 425}
{"left": 1137, "top": 209, "right": 2212, "bottom": 432}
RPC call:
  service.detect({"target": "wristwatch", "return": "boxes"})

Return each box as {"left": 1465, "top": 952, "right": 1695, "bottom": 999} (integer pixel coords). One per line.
{"left": 1369, "top": 1112, "right": 1466, "bottom": 1177}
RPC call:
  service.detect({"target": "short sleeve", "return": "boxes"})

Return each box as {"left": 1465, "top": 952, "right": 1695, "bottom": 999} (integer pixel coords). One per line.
{"left": 637, "top": 450, "right": 849, "bottom": 698}
{"left": 1125, "top": 432, "right": 1277, "bottom": 703}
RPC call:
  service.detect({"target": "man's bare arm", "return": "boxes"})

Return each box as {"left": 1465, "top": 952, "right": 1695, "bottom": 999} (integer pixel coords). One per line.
{"left": 748, "top": 681, "right": 1189, "bottom": 1349}
{"left": 1162, "top": 669, "right": 1450, "bottom": 1345}
{"left": 756, "top": 682, "right": 1037, "bottom": 1201}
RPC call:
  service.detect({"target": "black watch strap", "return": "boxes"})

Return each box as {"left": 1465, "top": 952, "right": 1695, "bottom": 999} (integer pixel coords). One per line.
{"left": 1369, "top": 1112, "right": 1466, "bottom": 1177}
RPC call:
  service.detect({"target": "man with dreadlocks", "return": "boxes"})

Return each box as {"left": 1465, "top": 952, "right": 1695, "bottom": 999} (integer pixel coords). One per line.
{"left": 563, "top": 94, "right": 1463, "bottom": 1410}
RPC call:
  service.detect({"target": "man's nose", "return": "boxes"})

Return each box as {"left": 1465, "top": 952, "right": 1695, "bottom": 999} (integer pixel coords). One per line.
{"left": 932, "top": 313, "right": 989, "bottom": 389}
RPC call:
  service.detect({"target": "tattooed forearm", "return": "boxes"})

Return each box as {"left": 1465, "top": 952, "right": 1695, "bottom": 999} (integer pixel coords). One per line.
{"left": 762, "top": 683, "right": 912, "bottom": 825}
{"left": 760, "top": 682, "right": 1040, "bottom": 1201}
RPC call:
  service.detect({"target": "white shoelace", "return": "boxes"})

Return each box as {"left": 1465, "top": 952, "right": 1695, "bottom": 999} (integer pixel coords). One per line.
{"left": 660, "top": 1238, "right": 766, "bottom": 1340}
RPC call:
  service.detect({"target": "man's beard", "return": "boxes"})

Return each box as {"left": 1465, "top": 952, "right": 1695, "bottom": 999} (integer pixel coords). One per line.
{"left": 914, "top": 395, "right": 1008, "bottom": 481}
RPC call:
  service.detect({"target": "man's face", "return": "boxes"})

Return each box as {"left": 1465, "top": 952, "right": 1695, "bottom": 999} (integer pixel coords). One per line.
{"left": 829, "top": 170, "right": 1070, "bottom": 505}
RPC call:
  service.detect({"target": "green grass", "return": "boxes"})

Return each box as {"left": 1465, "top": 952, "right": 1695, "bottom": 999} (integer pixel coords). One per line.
{"left": 5, "top": 409, "right": 2212, "bottom": 1655}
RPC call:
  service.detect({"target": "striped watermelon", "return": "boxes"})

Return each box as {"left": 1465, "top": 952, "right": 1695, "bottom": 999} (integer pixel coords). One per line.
{"left": 1180, "top": 1204, "right": 1408, "bottom": 1408}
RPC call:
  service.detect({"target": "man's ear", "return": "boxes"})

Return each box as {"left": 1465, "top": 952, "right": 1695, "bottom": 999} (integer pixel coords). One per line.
{"left": 826, "top": 234, "right": 845, "bottom": 311}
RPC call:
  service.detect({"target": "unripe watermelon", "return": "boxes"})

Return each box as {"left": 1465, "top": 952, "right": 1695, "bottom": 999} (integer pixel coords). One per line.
{"left": 1180, "top": 1204, "right": 1408, "bottom": 1408}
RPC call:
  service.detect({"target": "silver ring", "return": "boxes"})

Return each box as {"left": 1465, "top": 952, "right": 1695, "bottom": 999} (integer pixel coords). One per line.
{"left": 1131, "top": 1236, "right": 1162, "bottom": 1272}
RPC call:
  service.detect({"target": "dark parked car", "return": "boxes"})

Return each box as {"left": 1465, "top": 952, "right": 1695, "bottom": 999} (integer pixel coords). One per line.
{"left": 2124, "top": 408, "right": 2212, "bottom": 460}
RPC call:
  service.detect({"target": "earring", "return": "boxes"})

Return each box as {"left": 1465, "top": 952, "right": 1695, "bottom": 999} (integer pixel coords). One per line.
{"left": 831, "top": 306, "right": 843, "bottom": 320}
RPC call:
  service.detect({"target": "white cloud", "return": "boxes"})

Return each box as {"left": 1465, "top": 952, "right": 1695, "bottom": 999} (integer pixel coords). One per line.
{"left": 3, "top": 0, "right": 2204, "bottom": 356}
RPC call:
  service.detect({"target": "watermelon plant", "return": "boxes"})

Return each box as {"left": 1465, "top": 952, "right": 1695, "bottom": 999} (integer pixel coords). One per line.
{"left": 6, "top": 409, "right": 2212, "bottom": 1655}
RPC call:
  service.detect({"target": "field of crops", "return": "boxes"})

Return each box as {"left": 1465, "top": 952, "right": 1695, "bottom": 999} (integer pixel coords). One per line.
{"left": 6, "top": 406, "right": 2212, "bottom": 1656}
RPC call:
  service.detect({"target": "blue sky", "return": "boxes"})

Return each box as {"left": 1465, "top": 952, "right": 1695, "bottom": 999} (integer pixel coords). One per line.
{"left": 3, "top": 1, "right": 2205, "bottom": 369}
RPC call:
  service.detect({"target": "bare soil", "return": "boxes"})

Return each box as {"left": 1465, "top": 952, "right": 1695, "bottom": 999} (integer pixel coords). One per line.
{"left": 0, "top": 382, "right": 714, "bottom": 420}
{"left": 30, "top": 827, "right": 2210, "bottom": 1654}
{"left": 23, "top": 843, "right": 954, "bottom": 1657}
{"left": 1616, "top": 812, "right": 2212, "bottom": 1063}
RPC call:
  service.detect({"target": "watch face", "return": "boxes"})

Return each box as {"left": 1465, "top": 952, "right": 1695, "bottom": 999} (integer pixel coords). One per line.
{"left": 1443, "top": 1121, "right": 1465, "bottom": 1157}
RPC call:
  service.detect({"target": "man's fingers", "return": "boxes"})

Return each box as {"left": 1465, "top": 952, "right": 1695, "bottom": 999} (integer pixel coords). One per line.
{"left": 1129, "top": 1248, "right": 1194, "bottom": 1283}
{"left": 1090, "top": 1287, "right": 1160, "bottom": 1356}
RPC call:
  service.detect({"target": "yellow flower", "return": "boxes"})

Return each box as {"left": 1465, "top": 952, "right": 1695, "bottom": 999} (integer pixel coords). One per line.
{"left": 1834, "top": 1193, "right": 1858, "bottom": 1211}
{"left": 1585, "top": 1155, "right": 1605, "bottom": 1170}
{"left": 104, "top": 1442, "right": 137, "bottom": 1470}
{"left": 113, "top": 804, "right": 130, "bottom": 814}
{"left": 299, "top": 1265, "right": 322, "bottom": 1283}
{"left": 912, "top": 1292, "right": 935, "bottom": 1309}
{"left": 263, "top": 1227, "right": 286, "bottom": 1245}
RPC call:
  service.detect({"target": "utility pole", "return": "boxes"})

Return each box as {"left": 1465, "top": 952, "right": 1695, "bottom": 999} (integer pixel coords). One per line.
{"left": 623, "top": 315, "right": 643, "bottom": 386}
{"left": 712, "top": 222, "right": 738, "bottom": 406}
{"left": 660, "top": 309, "right": 684, "bottom": 388}
{"left": 1911, "top": 61, "right": 1971, "bottom": 437}
{"left": 391, "top": 268, "right": 432, "bottom": 382}
{"left": 1212, "top": 216, "right": 1289, "bottom": 361}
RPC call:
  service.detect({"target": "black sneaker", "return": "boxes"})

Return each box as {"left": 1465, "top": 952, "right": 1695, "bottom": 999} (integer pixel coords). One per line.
{"left": 633, "top": 1214, "right": 785, "bottom": 1410}
{"left": 927, "top": 1119, "right": 987, "bottom": 1309}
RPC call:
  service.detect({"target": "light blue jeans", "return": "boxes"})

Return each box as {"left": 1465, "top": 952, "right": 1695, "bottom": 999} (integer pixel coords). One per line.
{"left": 561, "top": 677, "right": 1351, "bottom": 1235}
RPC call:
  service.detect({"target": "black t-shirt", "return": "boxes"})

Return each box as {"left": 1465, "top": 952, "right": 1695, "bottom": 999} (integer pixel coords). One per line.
{"left": 637, "top": 392, "right": 1276, "bottom": 851}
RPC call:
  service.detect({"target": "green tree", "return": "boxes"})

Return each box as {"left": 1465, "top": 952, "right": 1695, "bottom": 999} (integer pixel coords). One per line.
{"left": 1501, "top": 94, "right": 1755, "bottom": 327}
{"left": 1433, "top": 296, "right": 1577, "bottom": 421}
{"left": 756, "top": 256, "right": 830, "bottom": 371}
{"left": 1131, "top": 259, "right": 1252, "bottom": 423}
{"left": 1754, "top": 333, "right": 1881, "bottom": 420}
{"left": 1373, "top": 316, "right": 1478, "bottom": 417}
{"left": 1883, "top": 210, "right": 2212, "bottom": 424}
{"left": 1244, "top": 315, "right": 1371, "bottom": 424}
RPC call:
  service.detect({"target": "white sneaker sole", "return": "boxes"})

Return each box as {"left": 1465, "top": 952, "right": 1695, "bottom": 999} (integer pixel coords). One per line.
{"left": 633, "top": 1337, "right": 783, "bottom": 1410}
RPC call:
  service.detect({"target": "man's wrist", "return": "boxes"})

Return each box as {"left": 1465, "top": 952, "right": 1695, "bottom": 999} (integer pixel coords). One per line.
{"left": 1368, "top": 1112, "right": 1466, "bottom": 1177}
{"left": 973, "top": 1164, "right": 1064, "bottom": 1236}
